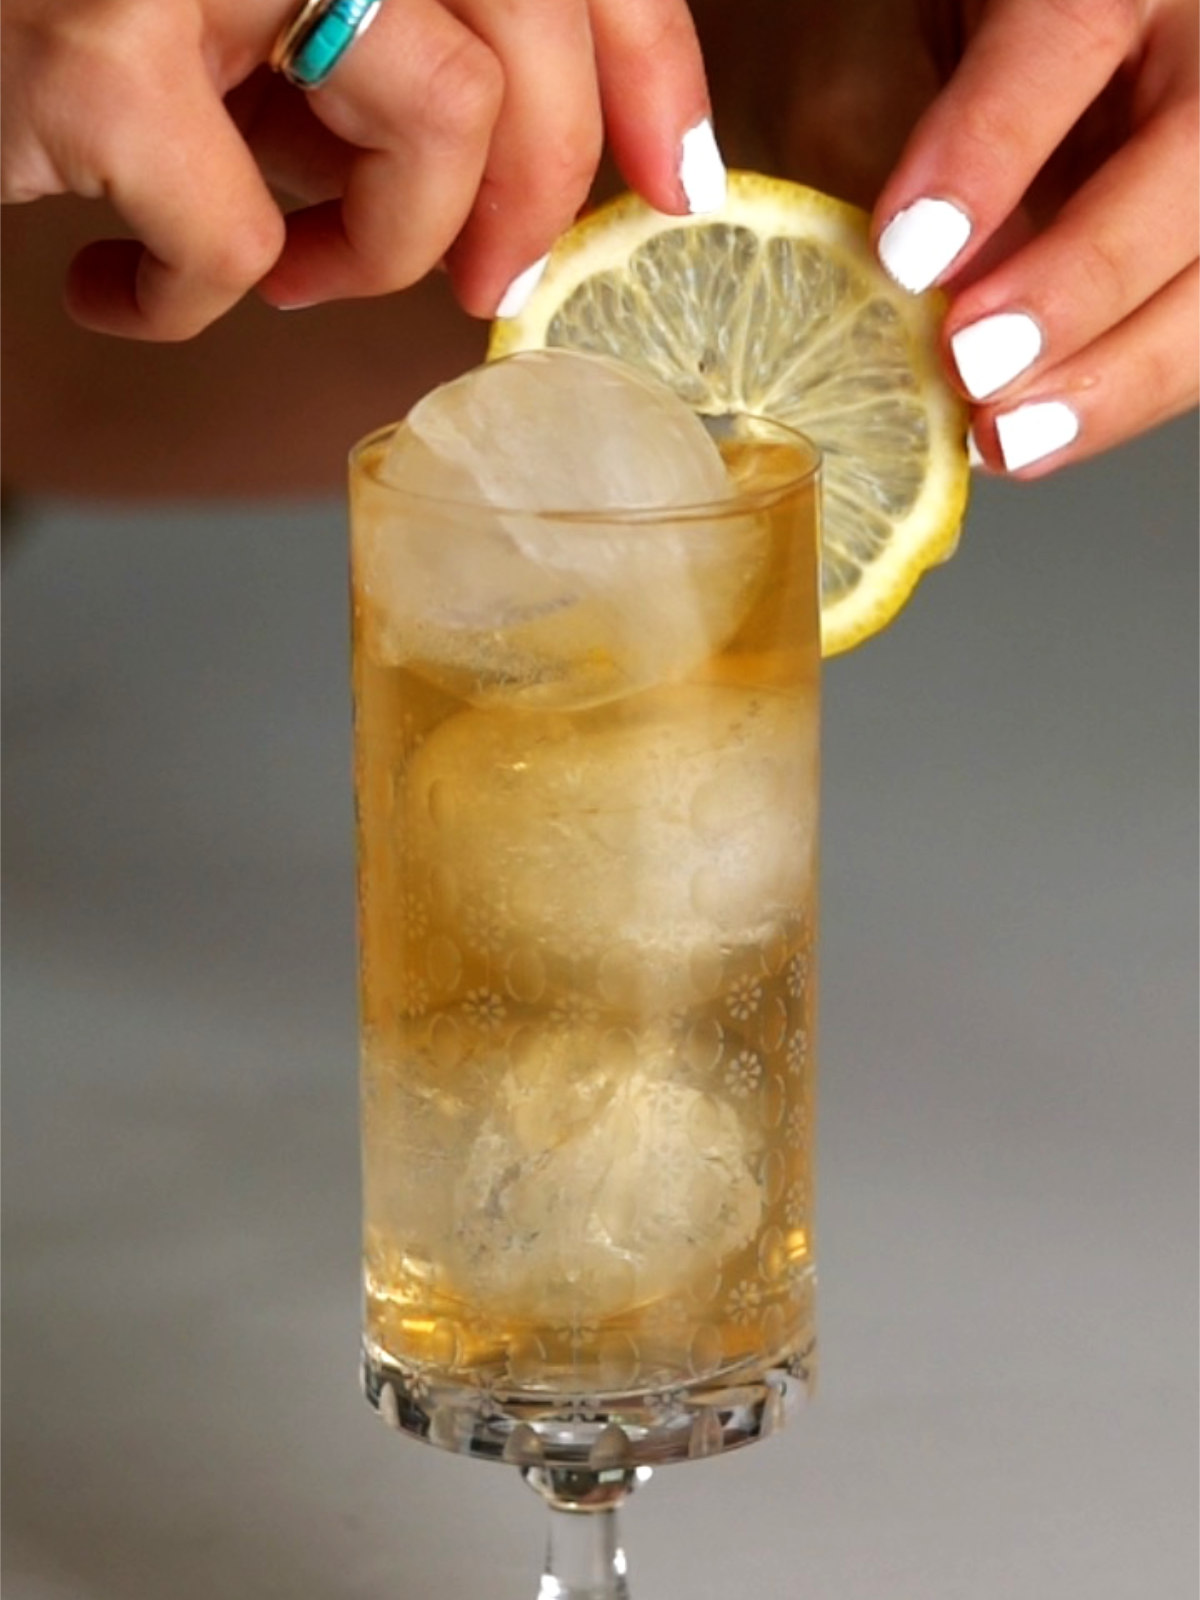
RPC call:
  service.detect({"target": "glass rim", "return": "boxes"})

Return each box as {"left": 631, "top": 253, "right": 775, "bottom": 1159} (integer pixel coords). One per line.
{"left": 349, "top": 411, "right": 821, "bottom": 524}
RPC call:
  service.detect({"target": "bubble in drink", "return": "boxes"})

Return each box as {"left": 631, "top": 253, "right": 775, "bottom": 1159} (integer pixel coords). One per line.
{"left": 353, "top": 351, "right": 769, "bottom": 710}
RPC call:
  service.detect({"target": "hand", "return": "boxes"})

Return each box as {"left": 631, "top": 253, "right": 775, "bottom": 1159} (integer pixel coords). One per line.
{"left": 875, "top": 0, "right": 1198, "bottom": 476}
{"left": 0, "top": 0, "right": 716, "bottom": 340}
{"left": 698, "top": 0, "right": 1198, "bottom": 477}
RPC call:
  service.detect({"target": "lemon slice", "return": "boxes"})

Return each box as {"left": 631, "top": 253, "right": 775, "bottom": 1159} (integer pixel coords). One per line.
{"left": 489, "top": 172, "right": 970, "bottom": 655}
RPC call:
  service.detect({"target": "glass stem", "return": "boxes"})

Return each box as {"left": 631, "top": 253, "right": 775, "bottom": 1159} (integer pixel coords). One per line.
{"left": 523, "top": 1466, "right": 645, "bottom": 1600}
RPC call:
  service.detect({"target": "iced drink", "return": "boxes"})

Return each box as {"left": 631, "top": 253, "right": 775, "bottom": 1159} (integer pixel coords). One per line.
{"left": 350, "top": 353, "right": 820, "bottom": 1456}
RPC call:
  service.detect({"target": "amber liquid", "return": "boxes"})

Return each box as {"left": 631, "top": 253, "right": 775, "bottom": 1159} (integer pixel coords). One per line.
{"left": 352, "top": 440, "right": 819, "bottom": 1402}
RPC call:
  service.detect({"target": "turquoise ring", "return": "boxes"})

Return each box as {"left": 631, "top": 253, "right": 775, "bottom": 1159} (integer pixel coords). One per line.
{"left": 271, "top": 0, "right": 382, "bottom": 89}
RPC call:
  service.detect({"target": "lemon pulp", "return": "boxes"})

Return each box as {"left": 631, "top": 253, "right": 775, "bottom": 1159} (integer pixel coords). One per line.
{"left": 489, "top": 172, "right": 970, "bottom": 655}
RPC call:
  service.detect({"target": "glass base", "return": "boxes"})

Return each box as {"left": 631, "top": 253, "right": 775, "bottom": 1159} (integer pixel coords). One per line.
{"left": 362, "top": 1336, "right": 815, "bottom": 1468}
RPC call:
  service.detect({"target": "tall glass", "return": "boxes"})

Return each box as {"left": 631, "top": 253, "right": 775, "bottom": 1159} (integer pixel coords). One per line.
{"left": 349, "top": 411, "right": 821, "bottom": 1594}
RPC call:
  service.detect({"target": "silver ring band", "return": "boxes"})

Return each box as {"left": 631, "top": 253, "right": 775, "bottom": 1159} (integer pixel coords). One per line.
{"left": 270, "top": 0, "right": 382, "bottom": 90}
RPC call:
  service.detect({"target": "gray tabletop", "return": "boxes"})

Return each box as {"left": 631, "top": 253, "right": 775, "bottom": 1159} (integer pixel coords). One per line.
{"left": 4, "top": 418, "right": 1197, "bottom": 1599}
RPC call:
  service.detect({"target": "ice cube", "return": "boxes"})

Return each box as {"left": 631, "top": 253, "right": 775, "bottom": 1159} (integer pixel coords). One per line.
{"left": 392, "top": 348, "right": 731, "bottom": 512}
{"left": 404, "top": 682, "right": 817, "bottom": 989}
{"left": 355, "top": 351, "right": 767, "bottom": 709}
{"left": 450, "top": 1033, "right": 762, "bottom": 1323}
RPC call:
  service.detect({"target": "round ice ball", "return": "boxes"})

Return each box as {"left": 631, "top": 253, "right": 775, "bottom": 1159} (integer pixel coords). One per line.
{"left": 354, "top": 352, "right": 768, "bottom": 709}
{"left": 403, "top": 682, "right": 817, "bottom": 982}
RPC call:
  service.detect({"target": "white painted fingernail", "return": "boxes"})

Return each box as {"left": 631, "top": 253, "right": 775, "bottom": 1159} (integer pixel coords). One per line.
{"left": 877, "top": 198, "right": 971, "bottom": 293}
{"left": 495, "top": 252, "right": 550, "bottom": 318}
{"left": 995, "top": 400, "right": 1079, "bottom": 472}
{"left": 679, "top": 118, "right": 727, "bottom": 215}
{"left": 951, "top": 312, "right": 1043, "bottom": 400}
{"left": 967, "top": 426, "right": 986, "bottom": 469}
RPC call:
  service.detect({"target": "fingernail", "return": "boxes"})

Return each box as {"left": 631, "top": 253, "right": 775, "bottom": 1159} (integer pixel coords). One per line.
{"left": 967, "top": 426, "right": 987, "bottom": 469}
{"left": 877, "top": 198, "right": 971, "bottom": 293}
{"left": 495, "top": 253, "right": 551, "bottom": 318}
{"left": 679, "top": 118, "right": 727, "bottom": 215}
{"left": 995, "top": 400, "right": 1079, "bottom": 472}
{"left": 951, "top": 312, "right": 1043, "bottom": 400}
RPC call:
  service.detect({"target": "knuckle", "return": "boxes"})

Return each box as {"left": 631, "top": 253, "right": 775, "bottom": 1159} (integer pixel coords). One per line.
{"left": 1076, "top": 227, "right": 1128, "bottom": 306}
{"left": 1140, "top": 345, "right": 1175, "bottom": 411}
{"left": 342, "top": 226, "right": 423, "bottom": 297}
{"left": 622, "top": 6, "right": 699, "bottom": 64}
{"left": 0, "top": 134, "right": 61, "bottom": 202}
{"left": 16, "top": 5, "right": 174, "bottom": 189}
{"left": 953, "top": 91, "right": 1028, "bottom": 176}
{"left": 420, "top": 34, "right": 503, "bottom": 145}
{"left": 537, "top": 119, "right": 603, "bottom": 207}
{"left": 353, "top": 258, "right": 413, "bottom": 297}
{"left": 1129, "top": 326, "right": 1186, "bottom": 420}
{"left": 1043, "top": 0, "right": 1139, "bottom": 57}
{"left": 205, "top": 210, "right": 286, "bottom": 291}
{"left": 155, "top": 307, "right": 218, "bottom": 343}
{"left": 1164, "top": 96, "right": 1200, "bottom": 168}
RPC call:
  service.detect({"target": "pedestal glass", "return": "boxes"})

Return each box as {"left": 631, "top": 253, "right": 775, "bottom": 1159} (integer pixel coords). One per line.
{"left": 349, "top": 413, "right": 821, "bottom": 1594}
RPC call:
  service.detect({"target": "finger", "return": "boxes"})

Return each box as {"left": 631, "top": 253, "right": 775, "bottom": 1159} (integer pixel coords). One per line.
{"left": 970, "top": 262, "right": 1199, "bottom": 477}
{"left": 66, "top": 65, "right": 284, "bottom": 340}
{"left": 944, "top": 97, "right": 1199, "bottom": 402}
{"left": 442, "top": 0, "right": 603, "bottom": 318}
{"left": 229, "top": 70, "right": 356, "bottom": 204}
{"left": 589, "top": 0, "right": 720, "bottom": 216}
{"left": 872, "top": 0, "right": 1142, "bottom": 294}
{"left": 257, "top": 0, "right": 501, "bottom": 308}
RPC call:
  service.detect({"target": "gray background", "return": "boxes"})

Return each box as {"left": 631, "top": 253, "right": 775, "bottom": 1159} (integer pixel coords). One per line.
{"left": 4, "top": 416, "right": 1197, "bottom": 1598}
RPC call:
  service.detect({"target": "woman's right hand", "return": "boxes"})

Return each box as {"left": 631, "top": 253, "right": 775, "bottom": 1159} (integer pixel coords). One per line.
{"left": 697, "top": 0, "right": 1198, "bottom": 477}
{"left": 1, "top": 0, "right": 719, "bottom": 340}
